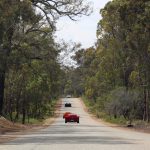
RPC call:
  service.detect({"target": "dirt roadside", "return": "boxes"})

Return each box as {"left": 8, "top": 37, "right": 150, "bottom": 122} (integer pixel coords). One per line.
{"left": 80, "top": 98, "right": 150, "bottom": 134}
{"left": 0, "top": 99, "right": 62, "bottom": 144}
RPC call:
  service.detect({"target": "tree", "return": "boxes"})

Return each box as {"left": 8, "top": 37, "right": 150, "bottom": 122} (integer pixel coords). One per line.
{"left": 70, "top": 0, "right": 150, "bottom": 124}
{"left": 0, "top": 0, "right": 92, "bottom": 115}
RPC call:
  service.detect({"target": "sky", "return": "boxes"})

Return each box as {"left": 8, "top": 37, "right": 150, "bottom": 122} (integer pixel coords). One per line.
{"left": 55, "top": 0, "right": 111, "bottom": 49}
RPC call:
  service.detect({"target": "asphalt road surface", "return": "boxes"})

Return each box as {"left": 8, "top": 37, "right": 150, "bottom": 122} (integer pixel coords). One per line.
{"left": 0, "top": 98, "right": 150, "bottom": 150}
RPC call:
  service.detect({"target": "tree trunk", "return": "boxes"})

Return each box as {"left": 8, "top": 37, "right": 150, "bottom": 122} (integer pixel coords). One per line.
{"left": 142, "top": 70, "right": 149, "bottom": 122}
{"left": 28, "top": 114, "right": 30, "bottom": 123}
{"left": 0, "top": 71, "right": 5, "bottom": 116}
{"left": 22, "top": 106, "right": 26, "bottom": 124}
{"left": 15, "top": 97, "right": 20, "bottom": 121}
{"left": 143, "top": 87, "right": 149, "bottom": 122}
{"left": 143, "top": 87, "right": 146, "bottom": 121}
{"left": 22, "top": 97, "right": 26, "bottom": 124}
{"left": 9, "top": 110, "right": 13, "bottom": 121}
{"left": 8, "top": 97, "right": 13, "bottom": 121}
{"left": 146, "top": 90, "right": 149, "bottom": 122}
{"left": 15, "top": 90, "right": 22, "bottom": 121}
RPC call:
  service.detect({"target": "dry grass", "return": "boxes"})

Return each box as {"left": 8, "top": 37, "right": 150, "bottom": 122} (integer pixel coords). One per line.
{"left": 0, "top": 117, "right": 28, "bottom": 134}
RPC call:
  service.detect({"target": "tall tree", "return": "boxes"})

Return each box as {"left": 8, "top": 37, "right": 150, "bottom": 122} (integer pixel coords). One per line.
{"left": 0, "top": 0, "right": 92, "bottom": 115}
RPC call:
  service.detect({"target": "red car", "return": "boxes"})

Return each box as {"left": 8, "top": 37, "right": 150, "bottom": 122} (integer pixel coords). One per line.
{"left": 65, "top": 113, "right": 79, "bottom": 123}
{"left": 63, "top": 112, "right": 72, "bottom": 119}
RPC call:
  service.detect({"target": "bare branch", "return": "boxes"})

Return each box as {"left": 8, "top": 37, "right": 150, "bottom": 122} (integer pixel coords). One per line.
{"left": 31, "top": 0, "right": 92, "bottom": 29}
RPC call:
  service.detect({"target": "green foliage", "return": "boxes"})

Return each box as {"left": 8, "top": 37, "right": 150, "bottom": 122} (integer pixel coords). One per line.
{"left": 105, "top": 88, "right": 143, "bottom": 121}
{"left": 0, "top": 0, "right": 92, "bottom": 120}
{"left": 69, "top": 0, "right": 150, "bottom": 125}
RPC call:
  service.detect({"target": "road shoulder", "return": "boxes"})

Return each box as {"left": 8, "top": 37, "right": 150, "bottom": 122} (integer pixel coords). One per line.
{"left": 79, "top": 97, "right": 150, "bottom": 134}
{"left": 0, "top": 99, "right": 62, "bottom": 144}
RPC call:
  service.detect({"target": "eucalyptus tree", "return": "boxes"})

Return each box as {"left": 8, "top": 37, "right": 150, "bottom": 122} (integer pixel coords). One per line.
{"left": 97, "top": 0, "right": 150, "bottom": 121}
{"left": 71, "top": 0, "right": 150, "bottom": 123}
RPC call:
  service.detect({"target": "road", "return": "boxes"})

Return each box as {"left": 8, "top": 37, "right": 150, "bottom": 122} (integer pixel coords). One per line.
{"left": 0, "top": 98, "right": 150, "bottom": 150}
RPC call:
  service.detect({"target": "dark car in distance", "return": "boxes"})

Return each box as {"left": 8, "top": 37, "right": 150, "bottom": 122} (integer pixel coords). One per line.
{"left": 65, "top": 103, "right": 71, "bottom": 107}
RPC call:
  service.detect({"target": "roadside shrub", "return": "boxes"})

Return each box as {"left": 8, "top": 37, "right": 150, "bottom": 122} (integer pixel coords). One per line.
{"left": 105, "top": 87, "right": 144, "bottom": 124}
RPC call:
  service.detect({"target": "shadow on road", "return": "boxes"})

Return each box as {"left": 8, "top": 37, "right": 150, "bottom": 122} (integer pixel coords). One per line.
{"left": 2, "top": 124, "right": 139, "bottom": 145}
{"left": 2, "top": 135, "right": 137, "bottom": 145}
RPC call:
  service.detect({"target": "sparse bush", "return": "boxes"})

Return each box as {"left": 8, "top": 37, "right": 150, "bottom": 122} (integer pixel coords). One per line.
{"left": 105, "top": 87, "right": 144, "bottom": 124}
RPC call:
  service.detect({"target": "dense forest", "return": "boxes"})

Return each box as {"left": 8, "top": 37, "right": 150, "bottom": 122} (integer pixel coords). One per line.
{"left": 66, "top": 0, "right": 150, "bottom": 125}
{"left": 0, "top": 0, "right": 150, "bottom": 125}
{"left": 0, "top": 0, "right": 91, "bottom": 124}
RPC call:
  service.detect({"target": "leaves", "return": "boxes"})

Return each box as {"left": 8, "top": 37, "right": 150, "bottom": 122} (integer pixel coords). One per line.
{"left": 68, "top": 0, "right": 150, "bottom": 123}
